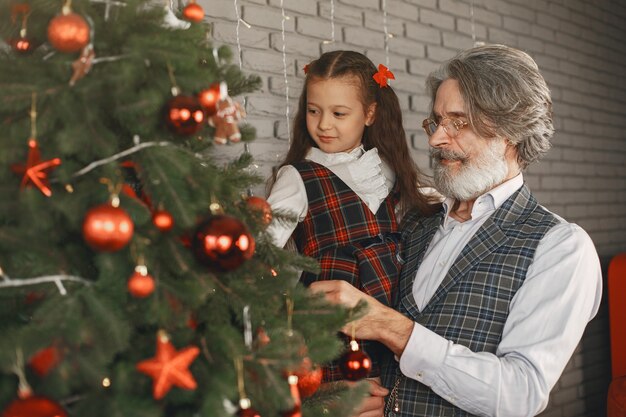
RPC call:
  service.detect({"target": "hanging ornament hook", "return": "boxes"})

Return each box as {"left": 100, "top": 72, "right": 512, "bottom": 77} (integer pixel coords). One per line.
{"left": 166, "top": 61, "right": 180, "bottom": 96}
{"left": 209, "top": 195, "right": 223, "bottom": 215}
{"left": 234, "top": 356, "right": 251, "bottom": 409}
{"left": 130, "top": 237, "right": 150, "bottom": 273}
{"left": 62, "top": 0, "right": 73, "bottom": 15}
{"left": 349, "top": 309, "right": 357, "bottom": 342}
{"left": 99, "top": 178, "right": 122, "bottom": 206}
{"left": 29, "top": 92, "right": 37, "bottom": 140}
{"left": 11, "top": 349, "right": 32, "bottom": 398}
{"left": 19, "top": 9, "right": 31, "bottom": 38}
{"left": 285, "top": 294, "right": 294, "bottom": 337}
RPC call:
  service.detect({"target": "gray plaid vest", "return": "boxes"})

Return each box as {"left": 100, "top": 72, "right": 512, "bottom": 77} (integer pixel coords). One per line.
{"left": 381, "top": 185, "right": 559, "bottom": 416}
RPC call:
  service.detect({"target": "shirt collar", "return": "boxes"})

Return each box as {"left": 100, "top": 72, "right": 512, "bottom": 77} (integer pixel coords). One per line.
{"left": 442, "top": 173, "right": 524, "bottom": 224}
{"left": 306, "top": 145, "right": 365, "bottom": 166}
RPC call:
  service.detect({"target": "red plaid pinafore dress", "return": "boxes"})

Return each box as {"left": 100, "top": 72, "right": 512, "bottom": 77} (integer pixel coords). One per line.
{"left": 292, "top": 160, "right": 402, "bottom": 381}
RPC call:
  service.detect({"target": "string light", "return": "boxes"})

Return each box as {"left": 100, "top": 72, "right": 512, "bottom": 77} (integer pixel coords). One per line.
{"left": 279, "top": 0, "right": 291, "bottom": 141}
{"left": 243, "top": 305, "right": 252, "bottom": 350}
{"left": 470, "top": 0, "right": 484, "bottom": 47}
{"left": 231, "top": 0, "right": 251, "bottom": 141}
{"left": 382, "top": 0, "right": 390, "bottom": 68}
{"left": 162, "top": 0, "right": 190, "bottom": 30}
{"left": 88, "top": 0, "right": 127, "bottom": 22}
{"left": 232, "top": 0, "right": 244, "bottom": 69}
{"left": 0, "top": 273, "right": 91, "bottom": 295}
{"left": 91, "top": 54, "right": 127, "bottom": 64}
{"left": 67, "top": 141, "right": 172, "bottom": 179}
{"left": 323, "top": 0, "right": 335, "bottom": 44}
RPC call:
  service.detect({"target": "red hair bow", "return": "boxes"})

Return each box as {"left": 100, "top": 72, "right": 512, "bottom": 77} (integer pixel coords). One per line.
{"left": 373, "top": 64, "right": 395, "bottom": 88}
{"left": 303, "top": 64, "right": 310, "bottom": 74}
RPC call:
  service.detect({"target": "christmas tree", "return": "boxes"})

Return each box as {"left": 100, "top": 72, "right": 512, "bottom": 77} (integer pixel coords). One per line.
{"left": 0, "top": 0, "right": 368, "bottom": 415}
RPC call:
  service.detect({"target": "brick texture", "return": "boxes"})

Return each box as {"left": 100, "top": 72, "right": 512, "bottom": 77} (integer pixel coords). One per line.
{"left": 204, "top": 2, "right": 626, "bottom": 415}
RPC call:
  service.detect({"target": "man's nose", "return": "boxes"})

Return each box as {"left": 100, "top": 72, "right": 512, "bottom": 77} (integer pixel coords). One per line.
{"left": 428, "top": 124, "right": 450, "bottom": 148}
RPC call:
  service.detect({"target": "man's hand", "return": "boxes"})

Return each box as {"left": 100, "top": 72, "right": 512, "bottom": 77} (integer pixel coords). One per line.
{"left": 351, "top": 378, "right": 389, "bottom": 417}
{"left": 309, "top": 280, "right": 414, "bottom": 356}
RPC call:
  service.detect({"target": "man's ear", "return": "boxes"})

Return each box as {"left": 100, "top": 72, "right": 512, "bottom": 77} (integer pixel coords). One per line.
{"left": 504, "top": 139, "right": 522, "bottom": 170}
{"left": 504, "top": 139, "right": 517, "bottom": 157}
{"left": 365, "top": 103, "right": 377, "bottom": 126}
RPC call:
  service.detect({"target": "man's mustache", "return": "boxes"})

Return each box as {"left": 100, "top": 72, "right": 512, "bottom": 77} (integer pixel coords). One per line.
{"left": 430, "top": 148, "right": 468, "bottom": 163}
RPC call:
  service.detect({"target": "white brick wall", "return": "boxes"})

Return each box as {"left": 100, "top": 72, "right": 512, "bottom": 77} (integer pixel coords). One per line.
{"left": 202, "top": 1, "right": 626, "bottom": 414}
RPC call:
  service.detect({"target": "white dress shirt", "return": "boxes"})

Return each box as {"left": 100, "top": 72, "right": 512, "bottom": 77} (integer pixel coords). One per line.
{"left": 400, "top": 174, "right": 603, "bottom": 417}
{"left": 266, "top": 146, "right": 395, "bottom": 248}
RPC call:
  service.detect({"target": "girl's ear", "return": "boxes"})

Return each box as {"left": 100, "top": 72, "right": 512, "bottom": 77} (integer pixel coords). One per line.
{"left": 365, "top": 102, "right": 377, "bottom": 126}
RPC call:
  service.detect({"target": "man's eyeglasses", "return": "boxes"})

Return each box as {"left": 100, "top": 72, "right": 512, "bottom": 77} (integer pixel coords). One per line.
{"left": 422, "top": 117, "right": 469, "bottom": 138}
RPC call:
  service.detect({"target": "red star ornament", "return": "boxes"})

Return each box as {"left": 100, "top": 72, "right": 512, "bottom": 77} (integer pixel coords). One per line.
{"left": 136, "top": 332, "right": 200, "bottom": 400}
{"left": 372, "top": 64, "right": 395, "bottom": 88}
{"left": 12, "top": 139, "right": 61, "bottom": 197}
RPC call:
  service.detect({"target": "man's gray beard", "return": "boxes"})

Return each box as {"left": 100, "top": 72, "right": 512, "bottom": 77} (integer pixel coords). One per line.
{"left": 431, "top": 140, "right": 509, "bottom": 201}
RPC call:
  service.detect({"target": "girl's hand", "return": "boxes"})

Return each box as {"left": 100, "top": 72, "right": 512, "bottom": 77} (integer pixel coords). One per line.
{"left": 350, "top": 378, "right": 389, "bottom": 417}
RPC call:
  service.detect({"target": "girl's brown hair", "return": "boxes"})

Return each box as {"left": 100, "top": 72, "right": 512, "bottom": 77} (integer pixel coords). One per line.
{"left": 270, "top": 50, "right": 435, "bottom": 217}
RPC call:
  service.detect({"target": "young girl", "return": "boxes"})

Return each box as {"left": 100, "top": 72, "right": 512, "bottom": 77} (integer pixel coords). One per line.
{"left": 266, "top": 50, "right": 434, "bottom": 381}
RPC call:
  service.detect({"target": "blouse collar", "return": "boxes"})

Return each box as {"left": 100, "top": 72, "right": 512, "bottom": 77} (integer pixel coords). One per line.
{"left": 306, "top": 145, "right": 365, "bottom": 166}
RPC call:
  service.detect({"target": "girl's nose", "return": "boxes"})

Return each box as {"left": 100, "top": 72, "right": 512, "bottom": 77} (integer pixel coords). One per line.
{"left": 319, "top": 113, "right": 332, "bottom": 131}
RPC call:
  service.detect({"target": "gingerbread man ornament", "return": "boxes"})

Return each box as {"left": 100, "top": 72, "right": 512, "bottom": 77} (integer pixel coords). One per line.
{"left": 208, "top": 97, "right": 246, "bottom": 145}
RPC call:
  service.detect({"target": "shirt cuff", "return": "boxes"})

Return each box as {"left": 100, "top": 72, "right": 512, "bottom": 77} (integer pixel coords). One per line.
{"left": 399, "top": 323, "right": 449, "bottom": 385}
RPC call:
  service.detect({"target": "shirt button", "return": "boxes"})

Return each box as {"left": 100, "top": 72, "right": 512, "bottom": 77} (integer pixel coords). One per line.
{"left": 416, "top": 371, "right": 423, "bottom": 378}
{"left": 438, "top": 261, "right": 445, "bottom": 267}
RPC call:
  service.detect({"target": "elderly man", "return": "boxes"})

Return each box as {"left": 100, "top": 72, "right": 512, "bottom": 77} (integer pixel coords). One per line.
{"left": 312, "top": 44, "right": 602, "bottom": 417}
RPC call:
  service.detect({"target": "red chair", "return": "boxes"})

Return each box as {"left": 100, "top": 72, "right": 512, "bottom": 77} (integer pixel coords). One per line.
{"left": 608, "top": 253, "right": 626, "bottom": 416}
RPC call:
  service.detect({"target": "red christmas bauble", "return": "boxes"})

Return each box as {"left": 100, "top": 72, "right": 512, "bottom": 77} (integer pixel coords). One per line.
{"left": 293, "top": 358, "right": 322, "bottom": 398}
{"left": 10, "top": 37, "right": 34, "bottom": 54}
{"left": 191, "top": 215, "right": 255, "bottom": 272}
{"left": 246, "top": 196, "right": 273, "bottom": 225}
{"left": 282, "top": 404, "right": 301, "bottom": 417}
{"left": 28, "top": 346, "right": 61, "bottom": 376}
{"left": 2, "top": 396, "right": 68, "bottom": 417}
{"left": 182, "top": 2, "right": 204, "bottom": 22}
{"left": 152, "top": 209, "right": 174, "bottom": 232}
{"left": 197, "top": 82, "right": 226, "bottom": 116}
{"left": 237, "top": 407, "right": 261, "bottom": 417}
{"left": 165, "top": 95, "right": 205, "bottom": 136}
{"left": 128, "top": 271, "right": 155, "bottom": 298}
{"left": 83, "top": 204, "right": 134, "bottom": 252}
{"left": 282, "top": 405, "right": 301, "bottom": 417}
{"left": 47, "top": 12, "right": 90, "bottom": 53}
{"left": 339, "top": 345, "right": 371, "bottom": 381}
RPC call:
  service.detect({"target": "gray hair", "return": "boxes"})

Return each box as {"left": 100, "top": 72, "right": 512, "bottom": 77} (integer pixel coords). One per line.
{"left": 426, "top": 44, "right": 554, "bottom": 169}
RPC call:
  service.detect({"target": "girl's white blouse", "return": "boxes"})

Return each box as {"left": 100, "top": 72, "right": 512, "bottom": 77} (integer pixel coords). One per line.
{"left": 266, "top": 146, "right": 395, "bottom": 247}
